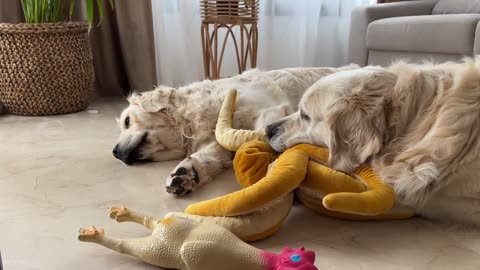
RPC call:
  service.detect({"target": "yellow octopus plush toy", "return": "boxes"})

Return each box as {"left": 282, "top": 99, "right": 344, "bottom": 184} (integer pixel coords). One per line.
{"left": 185, "top": 89, "right": 415, "bottom": 240}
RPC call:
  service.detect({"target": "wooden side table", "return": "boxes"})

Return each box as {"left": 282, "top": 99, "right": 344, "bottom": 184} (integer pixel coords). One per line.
{"left": 200, "top": 0, "right": 259, "bottom": 79}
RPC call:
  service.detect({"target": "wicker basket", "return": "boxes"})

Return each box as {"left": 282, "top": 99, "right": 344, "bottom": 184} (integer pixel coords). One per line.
{"left": 200, "top": 0, "right": 259, "bottom": 23}
{"left": 0, "top": 22, "right": 95, "bottom": 116}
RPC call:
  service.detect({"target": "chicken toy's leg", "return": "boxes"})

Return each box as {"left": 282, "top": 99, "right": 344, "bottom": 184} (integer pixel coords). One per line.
{"left": 108, "top": 207, "right": 160, "bottom": 231}
{"left": 77, "top": 226, "right": 176, "bottom": 268}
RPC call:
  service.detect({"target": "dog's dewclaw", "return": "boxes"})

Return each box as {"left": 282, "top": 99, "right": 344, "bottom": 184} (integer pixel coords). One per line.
{"left": 215, "top": 89, "right": 268, "bottom": 151}
{"left": 322, "top": 165, "right": 395, "bottom": 215}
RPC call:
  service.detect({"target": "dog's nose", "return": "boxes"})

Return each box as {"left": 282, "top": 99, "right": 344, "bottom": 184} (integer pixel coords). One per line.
{"left": 113, "top": 145, "right": 134, "bottom": 165}
{"left": 265, "top": 123, "right": 280, "bottom": 139}
{"left": 112, "top": 144, "right": 120, "bottom": 159}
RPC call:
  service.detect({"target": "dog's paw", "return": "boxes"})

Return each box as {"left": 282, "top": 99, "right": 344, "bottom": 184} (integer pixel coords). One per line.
{"left": 165, "top": 157, "right": 200, "bottom": 195}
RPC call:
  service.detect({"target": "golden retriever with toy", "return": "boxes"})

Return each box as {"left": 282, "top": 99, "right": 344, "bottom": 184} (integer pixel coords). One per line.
{"left": 266, "top": 58, "right": 480, "bottom": 225}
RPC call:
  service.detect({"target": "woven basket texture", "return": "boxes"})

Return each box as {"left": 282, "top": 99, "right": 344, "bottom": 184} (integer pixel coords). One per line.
{"left": 0, "top": 22, "right": 95, "bottom": 116}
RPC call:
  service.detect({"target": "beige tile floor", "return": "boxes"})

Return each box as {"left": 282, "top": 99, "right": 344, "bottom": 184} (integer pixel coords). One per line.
{"left": 1, "top": 99, "right": 480, "bottom": 270}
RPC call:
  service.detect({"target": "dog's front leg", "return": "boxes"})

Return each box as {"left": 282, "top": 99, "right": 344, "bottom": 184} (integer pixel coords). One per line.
{"left": 165, "top": 141, "right": 233, "bottom": 195}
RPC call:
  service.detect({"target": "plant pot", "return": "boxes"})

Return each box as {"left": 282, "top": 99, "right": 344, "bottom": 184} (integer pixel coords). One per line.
{"left": 0, "top": 22, "right": 95, "bottom": 116}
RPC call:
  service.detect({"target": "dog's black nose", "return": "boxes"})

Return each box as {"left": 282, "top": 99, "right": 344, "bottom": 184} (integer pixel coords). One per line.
{"left": 112, "top": 144, "right": 120, "bottom": 159}
{"left": 112, "top": 144, "right": 142, "bottom": 165}
{"left": 265, "top": 122, "right": 280, "bottom": 139}
{"left": 113, "top": 145, "right": 134, "bottom": 165}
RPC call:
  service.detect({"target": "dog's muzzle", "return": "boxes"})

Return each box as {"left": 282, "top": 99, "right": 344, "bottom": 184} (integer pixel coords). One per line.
{"left": 265, "top": 121, "right": 282, "bottom": 139}
{"left": 113, "top": 144, "right": 142, "bottom": 165}
{"left": 113, "top": 133, "right": 147, "bottom": 165}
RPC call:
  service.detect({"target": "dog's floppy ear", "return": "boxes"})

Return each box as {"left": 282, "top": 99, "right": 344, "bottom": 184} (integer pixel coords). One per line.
{"left": 129, "top": 86, "right": 176, "bottom": 113}
{"left": 327, "top": 70, "right": 396, "bottom": 173}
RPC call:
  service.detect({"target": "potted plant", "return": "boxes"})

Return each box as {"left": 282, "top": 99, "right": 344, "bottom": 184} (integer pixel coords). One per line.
{"left": 0, "top": 0, "right": 112, "bottom": 116}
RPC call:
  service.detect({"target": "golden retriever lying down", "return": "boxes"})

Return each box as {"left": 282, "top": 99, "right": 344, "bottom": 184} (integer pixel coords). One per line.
{"left": 266, "top": 58, "right": 480, "bottom": 225}
{"left": 113, "top": 65, "right": 358, "bottom": 195}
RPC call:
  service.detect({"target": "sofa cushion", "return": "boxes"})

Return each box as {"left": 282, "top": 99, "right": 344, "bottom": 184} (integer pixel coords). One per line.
{"left": 433, "top": 0, "right": 480, "bottom": 15}
{"left": 366, "top": 14, "right": 480, "bottom": 54}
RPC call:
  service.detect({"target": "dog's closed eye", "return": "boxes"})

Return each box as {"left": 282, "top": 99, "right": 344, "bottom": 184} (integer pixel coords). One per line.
{"left": 125, "top": 116, "right": 130, "bottom": 129}
{"left": 300, "top": 110, "right": 310, "bottom": 121}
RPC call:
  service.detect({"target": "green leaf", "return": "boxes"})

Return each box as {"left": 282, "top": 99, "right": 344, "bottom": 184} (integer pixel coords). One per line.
{"left": 86, "top": 0, "right": 94, "bottom": 26}
{"left": 69, "top": 0, "right": 76, "bottom": 18}
{"left": 20, "top": 0, "right": 29, "bottom": 23}
{"left": 96, "top": 0, "right": 104, "bottom": 23}
{"left": 34, "top": 0, "right": 38, "bottom": 23}
{"left": 20, "top": 0, "right": 111, "bottom": 24}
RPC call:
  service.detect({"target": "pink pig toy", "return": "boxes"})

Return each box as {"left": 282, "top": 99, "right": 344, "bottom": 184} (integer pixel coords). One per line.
{"left": 263, "top": 247, "right": 318, "bottom": 270}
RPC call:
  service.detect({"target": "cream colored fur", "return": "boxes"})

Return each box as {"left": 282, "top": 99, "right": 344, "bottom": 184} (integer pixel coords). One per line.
{"left": 267, "top": 58, "right": 480, "bottom": 226}
{"left": 114, "top": 65, "right": 359, "bottom": 195}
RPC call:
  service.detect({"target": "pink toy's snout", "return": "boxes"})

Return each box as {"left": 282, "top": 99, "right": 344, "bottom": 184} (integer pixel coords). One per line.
{"left": 262, "top": 247, "right": 318, "bottom": 270}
